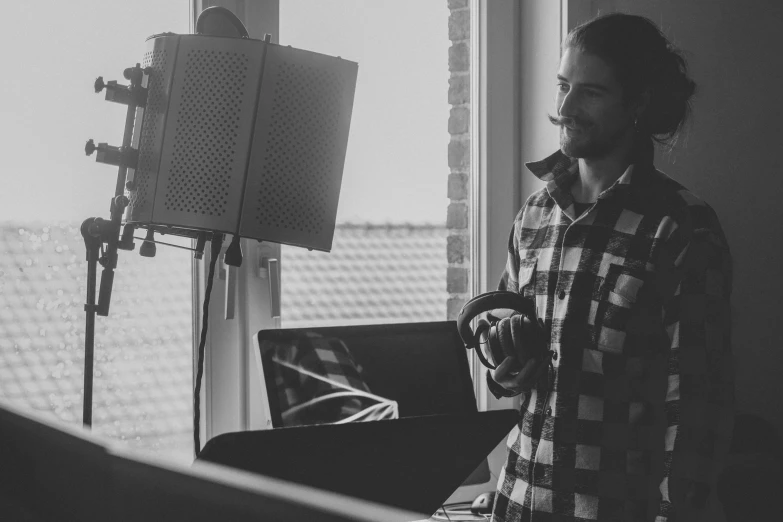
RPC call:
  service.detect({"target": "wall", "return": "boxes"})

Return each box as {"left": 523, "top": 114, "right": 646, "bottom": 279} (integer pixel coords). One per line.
{"left": 566, "top": 0, "right": 783, "bottom": 437}
{"left": 518, "top": 0, "right": 562, "bottom": 199}
{"left": 446, "top": 0, "right": 471, "bottom": 318}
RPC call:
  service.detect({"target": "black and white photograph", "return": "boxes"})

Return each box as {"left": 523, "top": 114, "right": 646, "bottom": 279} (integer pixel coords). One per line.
{"left": 0, "top": 1, "right": 779, "bottom": 521}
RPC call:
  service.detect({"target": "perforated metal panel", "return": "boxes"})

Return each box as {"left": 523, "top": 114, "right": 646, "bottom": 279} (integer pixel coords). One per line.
{"left": 123, "top": 34, "right": 356, "bottom": 248}
{"left": 153, "top": 36, "right": 264, "bottom": 232}
{"left": 163, "top": 49, "right": 246, "bottom": 216}
{"left": 240, "top": 45, "right": 358, "bottom": 250}
{"left": 257, "top": 63, "right": 342, "bottom": 233}
{"left": 125, "top": 36, "right": 178, "bottom": 224}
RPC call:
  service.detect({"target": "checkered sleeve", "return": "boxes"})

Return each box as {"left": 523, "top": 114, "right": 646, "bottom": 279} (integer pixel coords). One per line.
{"left": 656, "top": 205, "right": 734, "bottom": 521}
{"left": 497, "top": 216, "right": 521, "bottom": 294}
{"left": 484, "top": 220, "right": 523, "bottom": 399}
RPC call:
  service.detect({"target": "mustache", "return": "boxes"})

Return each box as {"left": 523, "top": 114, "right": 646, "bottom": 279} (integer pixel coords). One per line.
{"left": 548, "top": 114, "right": 590, "bottom": 129}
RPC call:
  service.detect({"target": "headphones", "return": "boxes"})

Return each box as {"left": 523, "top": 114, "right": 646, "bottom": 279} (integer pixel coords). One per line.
{"left": 456, "top": 291, "right": 542, "bottom": 369}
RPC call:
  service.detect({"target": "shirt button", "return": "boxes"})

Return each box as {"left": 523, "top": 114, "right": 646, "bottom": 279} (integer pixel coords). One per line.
{"left": 558, "top": 290, "right": 566, "bottom": 300}
{"left": 545, "top": 407, "right": 552, "bottom": 416}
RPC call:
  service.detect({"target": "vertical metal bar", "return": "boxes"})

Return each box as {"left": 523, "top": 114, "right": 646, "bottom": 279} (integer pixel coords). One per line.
{"left": 83, "top": 248, "right": 98, "bottom": 427}
{"left": 113, "top": 95, "right": 137, "bottom": 199}
{"left": 470, "top": 0, "right": 485, "bottom": 409}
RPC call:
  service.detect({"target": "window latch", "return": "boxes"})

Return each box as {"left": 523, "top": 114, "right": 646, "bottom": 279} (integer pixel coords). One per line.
{"left": 259, "top": 254, "right": 281, "bottom": 319}
{"left": 218, "top": 247, "right": 236, "bottom": 320}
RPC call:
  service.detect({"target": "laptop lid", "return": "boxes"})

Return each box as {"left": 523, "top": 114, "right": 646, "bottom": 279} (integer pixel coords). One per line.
{"left": 253, "top": 321, "right": 478, "bottom": 428}
{"left": 197, "top": 409, "right": 518, "bottom": 517}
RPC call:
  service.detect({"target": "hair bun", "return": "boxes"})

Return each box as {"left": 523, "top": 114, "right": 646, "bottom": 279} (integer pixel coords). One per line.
{"left": 644, "top": 51, "right": 696, "bottom": 139}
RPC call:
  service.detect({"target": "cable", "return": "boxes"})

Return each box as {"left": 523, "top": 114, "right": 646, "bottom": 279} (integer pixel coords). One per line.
{"left": 193, "top": 232, "right": 223, "bottom": 458}
{"left": 270, "top": 357, "right": 400, "bottom": 424}
{"left": 271, "top": 357, "right": 399, "bottom": 421}
{"left": 431, "top": 502, "right": 490, "bottom": 521}
{"left": 280, "top": 391, "right": 396, "bottom": 423}
{"left": 337, "top": 401, "right": 395, "bottom": 423}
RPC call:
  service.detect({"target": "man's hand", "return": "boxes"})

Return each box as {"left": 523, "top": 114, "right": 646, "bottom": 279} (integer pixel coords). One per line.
{"left": 491, "top": 354, "right": 550, "bottom": 395}
{"left": 489, "top": 314, "right": 551, "bottom": 394}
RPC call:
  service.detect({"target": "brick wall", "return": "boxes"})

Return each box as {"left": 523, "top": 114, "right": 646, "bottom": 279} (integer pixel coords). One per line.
{"left": 446, "top": 0, "right": 470, "bottom": 319}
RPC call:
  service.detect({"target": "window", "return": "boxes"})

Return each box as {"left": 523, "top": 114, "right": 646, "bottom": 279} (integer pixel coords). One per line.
{"left": 277, "top": 0, "right": 467, "bottom": 328}
{"left": 0, "top": 1, "right": 193, "bottom": 462}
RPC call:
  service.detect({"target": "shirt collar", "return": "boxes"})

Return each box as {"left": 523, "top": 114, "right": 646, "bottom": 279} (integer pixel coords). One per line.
{"left": 525, "top": 138, "right": 655, "bottom": 216}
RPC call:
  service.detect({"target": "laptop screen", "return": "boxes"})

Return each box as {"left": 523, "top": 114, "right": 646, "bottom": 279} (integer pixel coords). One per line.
{"left": 254, "top": 321, "right": 479, "bottom": 429}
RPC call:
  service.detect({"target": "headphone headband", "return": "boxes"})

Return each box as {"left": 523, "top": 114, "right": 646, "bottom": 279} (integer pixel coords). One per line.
{"left": 456, "top": 291, "right": 536, "bottom": 349}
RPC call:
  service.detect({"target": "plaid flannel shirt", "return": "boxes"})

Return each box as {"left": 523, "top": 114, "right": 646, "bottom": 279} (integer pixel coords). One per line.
{"left": 488, "top": 148, "right": 734, "bottom": 522}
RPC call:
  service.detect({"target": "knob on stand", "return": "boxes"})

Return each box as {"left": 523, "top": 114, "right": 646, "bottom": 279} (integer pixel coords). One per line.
{"left": 93, "top": 76, "right": 106, "bottom": 93}
{"left": 92, "top": 64, "right": 149, "bottom": 106}
{"left": 139, "top": 228, "right": 156, "bottom": 257}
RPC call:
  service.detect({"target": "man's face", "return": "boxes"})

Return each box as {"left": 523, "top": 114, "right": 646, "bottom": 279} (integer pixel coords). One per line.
{"left": 553, "top": 48, "right": 636, "bottom": 160}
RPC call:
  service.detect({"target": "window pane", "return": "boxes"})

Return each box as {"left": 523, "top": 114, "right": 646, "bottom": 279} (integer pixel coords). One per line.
{"left": 0, "top": 1, "right": 192, "bottom": 462}
{"left": 279, "top": 0, "right": 472, "bottom": 327}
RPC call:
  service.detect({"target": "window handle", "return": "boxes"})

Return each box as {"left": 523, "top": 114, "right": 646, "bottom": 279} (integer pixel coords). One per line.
{"left": 218, "top": 247, "right": 236, "bottom": 320}
{"left": 224, "top": 262, "right": 236, "bottom": 320}
{"left": 259, "top": 256, "right": 281, "bottom": 319}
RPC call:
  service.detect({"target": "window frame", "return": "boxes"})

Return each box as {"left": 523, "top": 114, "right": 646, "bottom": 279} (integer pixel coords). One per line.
{"left": 471, "top": 0, "right": 523, "bottom": 412}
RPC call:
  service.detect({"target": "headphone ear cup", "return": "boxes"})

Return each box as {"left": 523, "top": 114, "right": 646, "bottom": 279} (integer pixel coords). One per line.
{"left": 486, "top": 325, "right": 501, "bottom": 366}
{"left": 508, "top": 314, "right": 528, "bottom": 361}
{"left": 496, "top": 317, "right": 516, "bottom": 360}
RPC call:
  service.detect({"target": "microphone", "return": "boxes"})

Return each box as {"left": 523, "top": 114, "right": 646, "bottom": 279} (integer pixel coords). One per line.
{"left": 92, "top": 31, "right": 358, "bottom": 263}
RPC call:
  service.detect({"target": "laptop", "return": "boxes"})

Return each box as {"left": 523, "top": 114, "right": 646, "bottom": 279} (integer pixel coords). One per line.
{"left": 197, "top": 322, "right": 519, "bottom": 516}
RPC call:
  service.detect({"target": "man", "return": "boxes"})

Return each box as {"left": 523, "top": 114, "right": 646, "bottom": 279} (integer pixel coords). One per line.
{"left": 486, "top": 13, "right": 733, "bottom": 522}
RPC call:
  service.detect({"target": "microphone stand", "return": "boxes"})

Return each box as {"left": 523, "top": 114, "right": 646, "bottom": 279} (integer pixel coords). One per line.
{"left": 80, "top": 64, "right": 146, "bottom": 428}
{"left": 79, "top": 206, "right": 129, "bottom": 427}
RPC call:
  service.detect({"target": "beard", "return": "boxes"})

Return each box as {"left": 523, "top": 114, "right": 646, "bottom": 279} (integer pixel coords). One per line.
{"left": 549, "top": 114, "right": 632, "bottom": 160}
{"left": 559, "top": 125, "right": 616, "bottom": 159}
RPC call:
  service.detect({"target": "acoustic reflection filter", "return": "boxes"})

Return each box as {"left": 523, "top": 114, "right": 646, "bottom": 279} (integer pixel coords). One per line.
{"left": 125, "top": 33, "right": 358, "bottom": 252}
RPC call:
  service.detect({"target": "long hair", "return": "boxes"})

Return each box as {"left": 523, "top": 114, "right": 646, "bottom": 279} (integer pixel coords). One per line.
{"left": 564, "top": 13, "right": 696, "bottom": 148}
